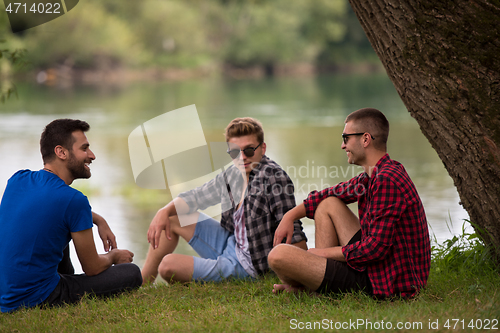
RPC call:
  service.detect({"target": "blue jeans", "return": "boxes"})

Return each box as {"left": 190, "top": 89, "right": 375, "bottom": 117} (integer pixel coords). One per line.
{"left": 189, "top": 214, "right": 253, "bottom": 282}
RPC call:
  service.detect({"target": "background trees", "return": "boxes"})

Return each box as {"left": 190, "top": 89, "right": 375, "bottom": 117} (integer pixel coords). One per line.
{"left": 0, "top": 0, "right": 376, "bottom": 72}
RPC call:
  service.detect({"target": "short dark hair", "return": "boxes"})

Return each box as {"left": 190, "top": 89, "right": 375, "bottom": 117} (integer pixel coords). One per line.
{"left": 40, "top": 119, "right": 90, "bottom": 163}
{"left": 224, "top": 117, "right": 264, "bottom": 143}
{"left": 345, "top": 108, "right": 389, "bottom": 151}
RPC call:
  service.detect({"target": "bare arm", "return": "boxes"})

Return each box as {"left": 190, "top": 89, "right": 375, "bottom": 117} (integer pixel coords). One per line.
{"left": 147, "top": 197, "right": 190, "bottom": 249}
{"left": 308, "top": 247, "right": 345, "bottom": 262}
{"left": 92, "top": 212, "right": 117, "bottom": 252}
{"left": 72, "top": 228, "right": 134, "bottom": 276}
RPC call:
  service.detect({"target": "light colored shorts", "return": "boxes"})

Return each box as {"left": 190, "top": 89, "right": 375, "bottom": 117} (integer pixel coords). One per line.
{"left": 188, "top": 213, "right": 253, "bottom": 282}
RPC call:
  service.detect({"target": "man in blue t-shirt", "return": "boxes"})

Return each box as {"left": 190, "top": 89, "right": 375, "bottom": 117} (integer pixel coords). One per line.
{"left": 0, "top": 119, "right": 142, "bottom": 313}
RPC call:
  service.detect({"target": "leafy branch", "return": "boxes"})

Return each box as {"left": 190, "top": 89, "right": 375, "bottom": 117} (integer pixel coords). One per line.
{"left": 0, "top": 39, "right": 28, "bottom": 103}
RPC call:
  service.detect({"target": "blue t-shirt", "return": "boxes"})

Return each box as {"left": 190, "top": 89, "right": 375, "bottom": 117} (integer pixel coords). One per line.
{"left": 0, "top": 170, "right": 93, "bottom": 313}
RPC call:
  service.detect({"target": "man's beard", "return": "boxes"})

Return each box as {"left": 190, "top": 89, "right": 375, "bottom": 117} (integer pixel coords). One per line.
{"left": 67, "top": 151, "right": 91, "bottom": 179}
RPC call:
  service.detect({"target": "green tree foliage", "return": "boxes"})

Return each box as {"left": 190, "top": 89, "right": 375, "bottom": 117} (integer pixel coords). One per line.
{"left": 0, "top": 43, "right": 27, "bottom": 102}
{"left": 0, "top": 7, "right": 27, "bottom": 102}
{"left": 135, "top": 0, "right": 213, "bottom": 68}
{"left": 317, "top": 5, "right": 379, "bottom": 67}
{"left": 0, "top": 0, "right": 376, "bottom": 71}
{"left": 217, "top": 0, "right": 347, "bottom": 71}
{"left": 220, "top": 0, "right": 310, "bottom": 68}
{"left": 21, "top": 1, "right": 141, "bottom": 69}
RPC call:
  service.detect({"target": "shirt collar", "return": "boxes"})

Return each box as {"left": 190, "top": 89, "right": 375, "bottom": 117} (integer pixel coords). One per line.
{"left": 369, "top": 153, "right": 391, "bottom": 178}
{"left": 248, "top": 154, "right": 270, "bottom": 177}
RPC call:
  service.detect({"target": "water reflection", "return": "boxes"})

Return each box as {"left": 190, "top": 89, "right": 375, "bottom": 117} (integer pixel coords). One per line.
{"left": 0, "top": 74, "right": 469, "bottom": 273}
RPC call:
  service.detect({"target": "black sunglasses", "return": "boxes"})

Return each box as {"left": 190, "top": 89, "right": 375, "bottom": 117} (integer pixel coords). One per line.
{"left": 342, "top": 132, "right": 375, "bottom": 144}
{"left": 227, "top": 142, "right": 262, "bottom": 159}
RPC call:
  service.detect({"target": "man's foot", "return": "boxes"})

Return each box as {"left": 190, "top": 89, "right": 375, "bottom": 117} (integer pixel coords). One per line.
{"left": 272, "top": 284, "right": 306, "bottom": 294}
{"left": 272, "top": 284, "right": 320, "bottom": 297}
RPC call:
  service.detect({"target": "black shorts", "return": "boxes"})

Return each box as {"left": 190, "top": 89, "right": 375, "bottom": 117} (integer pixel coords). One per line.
{"left": 316, "top": 230, "right": 373, "bottom": 295}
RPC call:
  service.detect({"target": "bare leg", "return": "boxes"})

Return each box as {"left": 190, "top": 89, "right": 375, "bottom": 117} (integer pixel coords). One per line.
{"left": 141, "top": 215, "right": 197, "bottom": 284}
{"left": 292, "top": 239, "right": 308, "bottom": 250}
{"left": 268, "top": 244, "right": 326, "bottom": 292}
{"left": 314, "top": 196, "right": 360, "bottom": 248}
{"left": 141, "top": 230, "right": 179, "bottom": 284}
{"left": 158, "top": 254, "right": 195, "bottom": 282}
{"left": 269, "top": 197, "right": 360, "bottom": 293}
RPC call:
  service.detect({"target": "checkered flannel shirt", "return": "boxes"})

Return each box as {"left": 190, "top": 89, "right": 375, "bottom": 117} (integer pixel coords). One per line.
{"left": 178, "top": 155, "right": 307, "bottom": 275}
{"left": 303, "top": 154, "right": 431, "bottom": 298}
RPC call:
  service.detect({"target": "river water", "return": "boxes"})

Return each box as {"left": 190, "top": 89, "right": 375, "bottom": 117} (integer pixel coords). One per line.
{"left": 0, "top": 74, "right": 469, "bottom": 273}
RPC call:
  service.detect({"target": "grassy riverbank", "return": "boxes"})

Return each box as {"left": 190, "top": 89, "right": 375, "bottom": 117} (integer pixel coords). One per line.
{"left": 2, "top": 229, "right": 499, "bottom": 332}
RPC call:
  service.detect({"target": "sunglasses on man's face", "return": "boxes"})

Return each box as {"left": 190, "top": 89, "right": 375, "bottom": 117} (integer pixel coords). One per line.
{"left": 341, "top": 132, "right": 375, "bottom": 144}
{"left": 342, "top": 132, "right": 375, "bottom": 144}
{"left": 227, "top": 142, "right": 262, "bottom": 159}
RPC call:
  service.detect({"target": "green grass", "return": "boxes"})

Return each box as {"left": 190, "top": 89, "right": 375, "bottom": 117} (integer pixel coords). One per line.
{"left": 2, "top": 224, "right": 499, "bottom": 332}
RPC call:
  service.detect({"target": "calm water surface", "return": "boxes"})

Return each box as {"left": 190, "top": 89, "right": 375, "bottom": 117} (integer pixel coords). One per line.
{"left": 0, "top": 74, "right": 469, "bottom": 273}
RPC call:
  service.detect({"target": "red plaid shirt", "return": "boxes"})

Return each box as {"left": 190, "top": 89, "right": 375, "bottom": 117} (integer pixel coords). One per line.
{"left": 304, "top": 154, "right": 431, "bottom": 298}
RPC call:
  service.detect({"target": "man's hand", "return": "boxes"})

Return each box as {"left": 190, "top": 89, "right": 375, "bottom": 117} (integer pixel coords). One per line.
{"left": 147, "top": 198, "right": 190, "bottom": 249}
{"left": 93, "top": 212, "right": 117, "bottom": 251}
{"left": 72, "top": 228, "right": 133, "bottom": 276}
{"left": 147, "top": 207, "right": 171, "bottom": 249}
{"left": 273, "top": 214, "right": 295, "bottom": 246}
{"left": 109, "top": 248, "right": 134, "bottom": 264}
{"left": 274, "top": 203, "right": 307, "bottom": 247}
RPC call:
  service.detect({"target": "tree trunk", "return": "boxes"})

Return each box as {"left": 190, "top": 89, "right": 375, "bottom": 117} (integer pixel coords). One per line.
{"left": 348, "top": 0, "right": 500, "bottom": 259}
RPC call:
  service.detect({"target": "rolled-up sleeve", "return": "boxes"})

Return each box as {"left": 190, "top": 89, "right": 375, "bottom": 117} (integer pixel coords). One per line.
{"left": 178, "top": 173, "right": 225, "bottom": 214}
{"left": 303, "top": 174, "right": 365, "bottom": 219}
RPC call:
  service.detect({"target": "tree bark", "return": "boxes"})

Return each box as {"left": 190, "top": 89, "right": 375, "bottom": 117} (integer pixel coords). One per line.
{"left": 348, "top": 0, "right": 500, "bottom": 259}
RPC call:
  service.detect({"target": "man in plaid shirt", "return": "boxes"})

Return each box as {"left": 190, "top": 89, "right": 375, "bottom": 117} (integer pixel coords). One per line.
{"left": 142, "top": 117, "right": 307, "bottom": 284}
{"left": 269, "top": 108, "right": 430, "bottom": 298}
